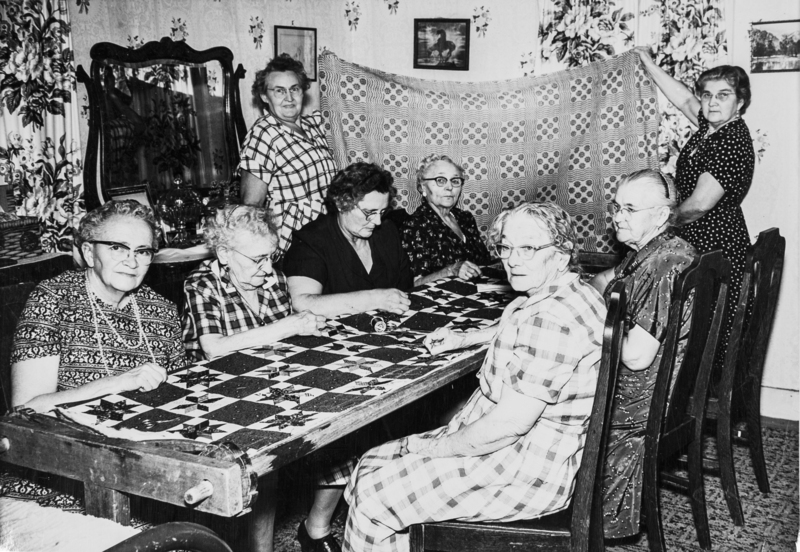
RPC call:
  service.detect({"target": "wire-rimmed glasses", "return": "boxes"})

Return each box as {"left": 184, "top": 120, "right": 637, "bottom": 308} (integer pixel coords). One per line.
{"left": 493, "top": 242, "right": 554, "bottom": 261}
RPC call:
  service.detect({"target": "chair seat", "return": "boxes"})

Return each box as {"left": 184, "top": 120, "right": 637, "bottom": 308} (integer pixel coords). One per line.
{"left": 416, "top": 507, "right": 574, "bottom": 552}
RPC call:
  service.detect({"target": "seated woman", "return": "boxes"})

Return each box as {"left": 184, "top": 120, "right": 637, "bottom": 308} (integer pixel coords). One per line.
{"left": 401, "top": 154, "right": 493, "bottom": 286}
{"left": 182, "top": 205, "right": 326, "bottom": 362}
{"left": 343, "top": 202, "right": 607, "bottom": 552}
{"left": 183, "top": 204, "right": 339, "bottom": 552}
{"left": 589, "top": 169, "right": 698, "bottom": 538}
{"left": 11, "top": 200, "right": 186, "bottom": 413}
{"left": 284, "top": 162, "right": 413, "bottom": 317}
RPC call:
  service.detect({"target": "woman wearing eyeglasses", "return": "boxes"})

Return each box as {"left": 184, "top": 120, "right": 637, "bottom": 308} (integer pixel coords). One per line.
{"left": 284, "top": 162, "right": 413, "bottom": 318}
{"left": 400, "top": 154, "right": 493, "bottom": 286}
{"left": 635, "top": 47, "right": 754, "bottom": 377}
{"left": 589, "top": 169, "right": 697, "bottom": 538}
{"left": 239, "top": 54, "right": 338, "bottom": 258}
{"left": 182, "top": 205, "right": 326, "bottom": 362}
{"left": 343, "top": 203, "right": 606, "bottom": 552}
{"left": 10, "top": 200, "right": 186, "bottom": 413}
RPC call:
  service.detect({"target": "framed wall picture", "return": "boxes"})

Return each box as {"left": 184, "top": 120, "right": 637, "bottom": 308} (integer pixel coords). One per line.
{"left": 750, "top": 19, "right": 800, "bottom": 73}
{"left": 107, "top": 184, "right": 154, "bottom": 209}
{"left": 414, "top": 19, "right": 470, "bottom": 71}
{"left": 274, "top": 26, "right": 318, "bottom": 80}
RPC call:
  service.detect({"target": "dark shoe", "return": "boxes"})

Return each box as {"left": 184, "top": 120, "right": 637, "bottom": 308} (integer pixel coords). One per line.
{"left": 297, "top": 520, "right": 342, "bottom": 552}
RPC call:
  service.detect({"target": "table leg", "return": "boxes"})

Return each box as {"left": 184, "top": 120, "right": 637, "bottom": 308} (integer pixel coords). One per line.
{"left": 84, "top": 482, "right": 131, "bottom": 526}
{"left": 247, "top": 472, "right": 278, "bottom": 552}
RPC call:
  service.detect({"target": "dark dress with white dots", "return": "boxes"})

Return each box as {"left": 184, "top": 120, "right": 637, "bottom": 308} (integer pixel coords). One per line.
{"left": 675, "top": 111, "right": 754, "bottom": 374}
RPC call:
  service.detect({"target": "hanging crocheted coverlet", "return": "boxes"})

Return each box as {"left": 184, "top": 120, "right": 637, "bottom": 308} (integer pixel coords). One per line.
{"left": 319, "top": 50, "right": 660, "bottom": 253}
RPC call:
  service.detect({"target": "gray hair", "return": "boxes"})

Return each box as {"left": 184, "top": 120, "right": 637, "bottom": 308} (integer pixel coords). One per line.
{"left": 487, "top": 202, "right": 581, "bottom": 272}
{"left": 76, "top": 200, "right": 160, "bottom": 249}
{"left": 415, "top": 154, "right": 464, "bottom": 193}
{"left": 619, "top": 169, "right": 678, "bottom": 226}
{"left": 203, "top": 205, "right": 277, "bottom": 251}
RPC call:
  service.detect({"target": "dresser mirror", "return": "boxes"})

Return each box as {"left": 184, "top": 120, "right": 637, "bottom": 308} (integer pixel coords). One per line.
{"left": 78, "top": 37, "right": 247, "bottom": 210}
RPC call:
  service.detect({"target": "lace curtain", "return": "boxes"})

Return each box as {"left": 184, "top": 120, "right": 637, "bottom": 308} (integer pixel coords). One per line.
{"left": 0, "top": 0, "right": 84, "bottom": 253}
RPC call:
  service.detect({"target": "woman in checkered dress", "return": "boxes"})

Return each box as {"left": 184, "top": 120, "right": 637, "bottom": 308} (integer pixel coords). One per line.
{"left": 343, "top": 203, "right": 607, "bottom": 552}
{"left": 182, "top": 205, "right": 326, "bottom": 362}
{"left": 239, "top": 54, "right": 338, "bottom": 258}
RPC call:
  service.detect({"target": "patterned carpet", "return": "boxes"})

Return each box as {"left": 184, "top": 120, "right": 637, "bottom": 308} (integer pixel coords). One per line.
{"left": 1, "top": 427, "right": 797, "bottom": 551}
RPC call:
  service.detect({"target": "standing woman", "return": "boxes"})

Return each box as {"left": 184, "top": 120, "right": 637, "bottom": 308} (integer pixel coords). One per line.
{"left": 635, "top": 47, "right": 755, "bottom": 372}
{"left": 239, "top": 53, "right": 338, "bottom": 257}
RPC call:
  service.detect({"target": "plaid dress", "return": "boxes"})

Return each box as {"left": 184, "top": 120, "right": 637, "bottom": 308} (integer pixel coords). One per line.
{"left": 238, "top": 111, "right": 338, "bottom": 256}
{"left": 181, "top": 259, "right": 353, "bottom": 485}
{"left": 181, "top": 259, "right": 292, "bottom": 361}
{"left": 343, "top": 273, "right": 606, "bottom": 552}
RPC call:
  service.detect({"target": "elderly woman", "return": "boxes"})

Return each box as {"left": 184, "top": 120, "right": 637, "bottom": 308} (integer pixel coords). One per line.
{"left": 182, "top": 205, "right": 326, "bottom": 361}
{"left": 182, "top": 204, "right": 339, "bottom": 552}
{"left": 284, "top": 162, "right": 413, "bottom": 317}
{"left": 589, "top": 169, "right": 697, "bottom": 538}
{"left": 635, "top": 48, "right": 754, "bottom": 374}
{"left": 239, "top": 53, "right": 338, "bottom": 257}
{"left": 343, "top": 202, "right": 607, "bottom": 552}
{"left": 401, "top": 154, "right": 493, "bottom": 286}
{"left": 11, "top": 200, "right": 186, "bottom": 413}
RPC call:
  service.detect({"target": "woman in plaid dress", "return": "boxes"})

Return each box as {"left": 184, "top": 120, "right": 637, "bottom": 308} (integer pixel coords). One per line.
{"left": 343, "top": 203, "right": 607, "bottom": 552}
{"left": 239, "top": 54, "right": 338, "bottom": 258}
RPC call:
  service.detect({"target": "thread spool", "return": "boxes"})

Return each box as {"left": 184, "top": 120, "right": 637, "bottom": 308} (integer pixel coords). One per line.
{"left": 184, "top": 480, "right": 214, "bottom": 505}
{"left": 370, "top": 316, "right": 387, "bottom": 332}
{"left": 0, "top": 437, "right": 9, "bottom": 453}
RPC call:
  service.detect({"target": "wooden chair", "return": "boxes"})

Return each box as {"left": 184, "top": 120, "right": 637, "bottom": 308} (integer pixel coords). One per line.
{"left": 703, "top": 228, "right": 785, "bottom": 525}
{"left": 104, "top": 522, "right": 232, "bottom": 552}
{"left": 408, "top": 280, "right": 627, "bottom": 552}
{"left": 643, "top": 251, "right": 729, "bottom": 552}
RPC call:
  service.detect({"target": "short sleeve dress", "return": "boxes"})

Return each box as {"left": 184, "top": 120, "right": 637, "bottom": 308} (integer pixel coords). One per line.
{"left": 11, "top": 270, "right": 187, "bottom": 390}
{"left": 400, "top": 201, "right": 493, "bottom": 278}
{"left": 675, "top": 111, "right": 754, "bottom": 370}
{"left": 600, "top": 232, "right": 697, "bottom": 538}
{"left": 343, "top": 273, "right": 607, "bottom": 552}
{"left": 238, "top": 110, "right": 339, "bottom": 257}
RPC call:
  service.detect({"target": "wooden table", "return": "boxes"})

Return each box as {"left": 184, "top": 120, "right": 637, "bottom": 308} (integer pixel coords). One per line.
{"left": 0, "top": 277, "right": 509, "bottom": 550}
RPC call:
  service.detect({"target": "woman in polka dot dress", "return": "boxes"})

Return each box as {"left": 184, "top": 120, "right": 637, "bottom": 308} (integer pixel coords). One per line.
{"left": 635, "top": 47, "right": 755, "bottom": 377}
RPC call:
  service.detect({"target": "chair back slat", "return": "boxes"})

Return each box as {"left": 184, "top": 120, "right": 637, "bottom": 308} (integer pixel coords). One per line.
{"left": 737, "top": 229, "right": 785, "bottom": 393}
{"left": 570, "top": 280, "right": 626, "bottom": 552}
{"left": 645, "top": 251, "right": 730, "bottom": 459}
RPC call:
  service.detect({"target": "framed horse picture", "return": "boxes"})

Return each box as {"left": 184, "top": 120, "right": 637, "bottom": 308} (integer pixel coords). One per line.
{"left": 413, "top": 19, "right": 470, "bottom": 71}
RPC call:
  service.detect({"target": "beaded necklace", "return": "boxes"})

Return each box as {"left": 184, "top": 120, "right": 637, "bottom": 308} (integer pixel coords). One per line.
{"left": 85, "top": 272, "right": 156, "bottom": 376}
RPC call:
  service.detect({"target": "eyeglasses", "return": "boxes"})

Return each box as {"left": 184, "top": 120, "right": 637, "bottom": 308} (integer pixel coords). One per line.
{"left": 494, "top": 242, "right": 554, "bottom": 260}
{"left": 230, "top": 248, "right": 277, "bottom": 268}
{"left": 355, "top": 205, "right": 389, "bottom": 221}
{"left": 699, "top": 90, "right": 735, "bottom": 103}
{"left": 91, "top": 240, "right": 155, "bottom": 264}
{"left": 267, "top": 86, "right": 304, "bottom": 99}
{"left": 420, "top": 176, "right": 466, "bottom": 188}
{"left": 607, "top": 202, "right": 663, "bottom": 218}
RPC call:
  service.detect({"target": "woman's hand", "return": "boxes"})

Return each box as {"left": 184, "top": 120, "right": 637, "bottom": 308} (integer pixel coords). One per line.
{"left": 424, "top": 327, "right": 465, "bottom": 355}
{"left": 115, "top": 363, "right": 167, "bottom": 393}
{"left": 373, "top": 289, "right": 411, "bottom": 314}
{"left": 401, "top": 434, "right": 433, "bottom": 456}
{"left": 633, "top": 45, "right": 655, "bottom": 65}
{"left": 451, "top": 260, "right": 482, "bottom": 280}
{"left": 285, "top": 311, "right": 328, "bottom": 336}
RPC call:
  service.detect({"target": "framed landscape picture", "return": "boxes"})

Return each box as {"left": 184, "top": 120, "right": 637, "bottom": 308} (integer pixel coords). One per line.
{"left": 750, "top": 19, "right": 800, "bottom": 73}
{"left": 413, "top": 19, "right": 470, "bottom": 71}
{"left": 274, "top": 25, "right": 318, "bottom": 80}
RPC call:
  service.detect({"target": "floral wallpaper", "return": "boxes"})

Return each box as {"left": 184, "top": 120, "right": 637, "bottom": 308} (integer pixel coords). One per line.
{"left": 533, "top": 0, "right": 767, "bottom": 176}
{"left": 0, "top": 0, "right": 84, "bottom": 252}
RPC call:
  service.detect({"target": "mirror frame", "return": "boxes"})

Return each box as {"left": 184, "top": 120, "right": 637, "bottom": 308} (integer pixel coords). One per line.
{"left": 77, "top": 37, "right": 247, "bottom": 211}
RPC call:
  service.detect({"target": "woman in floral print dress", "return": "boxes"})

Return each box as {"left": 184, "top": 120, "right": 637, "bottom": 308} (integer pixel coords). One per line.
{"left": 400, "top": 154, "right": 493, "bottom": 286}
